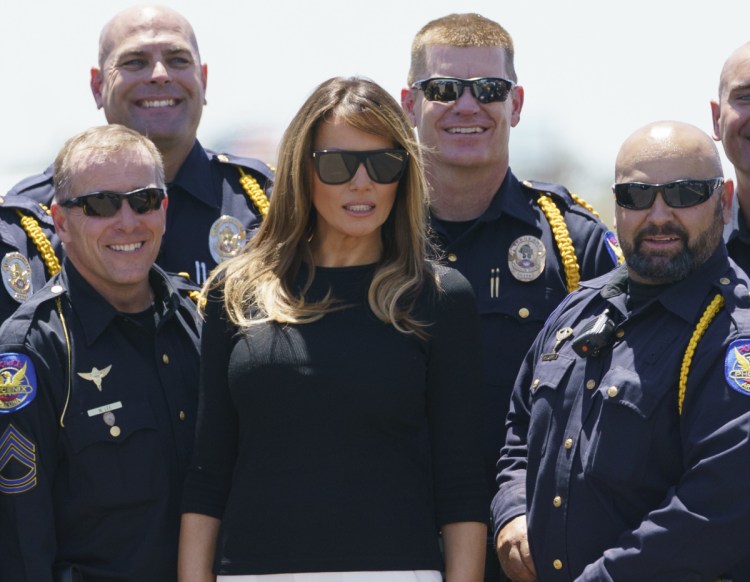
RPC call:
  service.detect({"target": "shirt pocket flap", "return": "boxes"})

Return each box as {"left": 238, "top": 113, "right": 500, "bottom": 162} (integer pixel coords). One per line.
{"left": 65, "top": 402, "right": 157, "bottom": 453}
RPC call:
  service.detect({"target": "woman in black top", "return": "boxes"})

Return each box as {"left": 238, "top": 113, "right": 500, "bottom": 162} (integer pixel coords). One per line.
{"left": 179, "top": 77, "right": 487, "bottom": 582}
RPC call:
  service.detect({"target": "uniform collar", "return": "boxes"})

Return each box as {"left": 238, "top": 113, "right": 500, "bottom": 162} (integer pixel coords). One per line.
{"left": 430, "top": 169, "right": 541, "bottom": 234}
{"left": 61, "top": 259, "right": 178, "bottom": 346}
{"left": 169, "top": 140, "right": 219, "bottom": 209}
{"left": 477, "top": 169, "right": 542, "bottom": 229}
{"left": 588, "top": 246, "right": 732, "bottom": 323}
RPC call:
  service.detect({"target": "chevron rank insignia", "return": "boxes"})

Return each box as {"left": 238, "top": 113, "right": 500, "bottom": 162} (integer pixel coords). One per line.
{"left": 0, "top": 353, "right": 37, "bottom": 413}
{"left": 725, "top": 340, "right": 750, "bottom": 396}
{"left": 0, "top": 424, "right": 37, "bottom": 494}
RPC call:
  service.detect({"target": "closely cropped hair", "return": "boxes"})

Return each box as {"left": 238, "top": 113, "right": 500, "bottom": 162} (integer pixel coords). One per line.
{"left": 54, "top": 124, "right": 165, "bottom": 202}
{"left": 203, "top": 76, "right": 437, "bottom": 337}
{"left": 408, "top": 13, "right": 516, "bottom": 85}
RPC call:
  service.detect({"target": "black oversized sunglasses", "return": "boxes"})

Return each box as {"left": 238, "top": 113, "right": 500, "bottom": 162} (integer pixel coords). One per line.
{"left": 60, "top": 187, "right": 166, "bottom": 218}
{"left": 312, "top": 149, "right": 408, "bottom": 185}
{"left": 612, "top": 178, "right": 724, "bottom": 210}
{"left": 411, "top": 77, "right": 515, "bottom": 104}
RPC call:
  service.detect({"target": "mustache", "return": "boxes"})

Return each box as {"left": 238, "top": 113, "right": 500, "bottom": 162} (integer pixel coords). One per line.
{"left": 634, "top": 223, "right": 687, "bottom": 245}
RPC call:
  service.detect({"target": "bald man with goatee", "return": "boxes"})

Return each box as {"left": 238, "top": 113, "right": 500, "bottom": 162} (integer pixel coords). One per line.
{"left": 492, "top": 121, "right": 750, "bottom": 581}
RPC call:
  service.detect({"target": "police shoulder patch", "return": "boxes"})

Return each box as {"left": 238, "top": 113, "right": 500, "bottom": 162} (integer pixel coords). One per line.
{"left": 0, "top": 423, "right": 37, "bottom": 494}
{"left": 0, "top": 353, "right": 37, "bottom": 413}
{"left": 725, "top": 339, "right": 750, "bottom": 396}
{"left": 604, "top": 231, "right": 625, "bottom": 266}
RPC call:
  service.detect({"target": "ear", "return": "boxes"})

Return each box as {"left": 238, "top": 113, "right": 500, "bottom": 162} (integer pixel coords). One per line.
{"left": 201, "top": 63, "right": 208, "bottom": 105}
{"left": 710, "top": 99, "right": 722, "bottom": 141}
{"left": 400, "top": 88, "right": 417, "bottom": 127}
{"left": 91, "top": 67, "right": 104, "bottom": 109}
{"left": 721, "top": 178, "right": 734, "bottom": 224}
{"left": 510, "top": 85, "right": 524, "bottom": 128}
{"left": 161, "top": 195, "right": 169, "bottom": 234}
{"left": 51, "top": 202, "right": 72, "bottom": 245}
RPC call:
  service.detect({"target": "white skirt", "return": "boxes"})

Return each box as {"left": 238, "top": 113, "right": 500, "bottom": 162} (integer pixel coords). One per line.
{"left": 217, "top": 571, "right": 442, "bottom": 582}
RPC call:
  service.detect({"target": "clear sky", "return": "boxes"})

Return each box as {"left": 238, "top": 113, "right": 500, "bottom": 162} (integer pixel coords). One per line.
{"left": 1, "top": 0, "right": 746, "bottom": 226}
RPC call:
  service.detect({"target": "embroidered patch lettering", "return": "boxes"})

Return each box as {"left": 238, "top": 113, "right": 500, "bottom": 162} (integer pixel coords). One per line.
{"left": 725, "top": 340, "right": 750, "bottom": 396}
{"left": 0, "top": 353, "right": 37, "bottom": 413}
{"left": 0, "top": 424, "right": 37, "bottom": 494}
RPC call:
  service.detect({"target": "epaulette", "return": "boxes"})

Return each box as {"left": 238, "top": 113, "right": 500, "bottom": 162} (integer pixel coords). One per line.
{"left": 1, "top": 278, "right": 68, "bottom": 345}
{"left": 0, "top": 194, "right": 53, "bottom": 221}
{"left": 212, "top": 153, "right": 274, "bottom": 220}
{"left": 211, "top": 152, "right": 275, "bottom": 182}
{"left": 520, "top": 179, "right": 602, "bottom": 218}
{"left": 5, "top": 166, "right": 55, "bottom": 204}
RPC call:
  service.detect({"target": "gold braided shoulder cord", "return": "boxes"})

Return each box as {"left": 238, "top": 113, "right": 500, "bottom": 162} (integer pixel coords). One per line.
{"left": 570, "top": 192, "right": 600, "bottom": 218}
{"left": 16, "top": 210, "right": 61, "bottom": 277}
{"left": 236, "top": 167, "right": 270, "bottom": 219}
{"left": 55, "top": 296, "right": 73, "bottom": 428}
{"left": 678, "top": 293, "right": 724, "bottom": 415}
{"left": 536, "top": 194, "right": 580, "bottom": 292}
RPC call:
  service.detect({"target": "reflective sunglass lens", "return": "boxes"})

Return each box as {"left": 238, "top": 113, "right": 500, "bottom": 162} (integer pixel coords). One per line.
{"left": 67, "top": 188, "right": 164, "bottom": 217}
{"left": 425, "top": 80, "right": 460, "bottom": 102}
{"left": 614, "top": 179, "right": 721, "bottom": 210}
{"left": 474, "top": 79, "right": 511, "bottom": 103}
{"left": 416, "top": 78, "right": 513, "bottom": 103}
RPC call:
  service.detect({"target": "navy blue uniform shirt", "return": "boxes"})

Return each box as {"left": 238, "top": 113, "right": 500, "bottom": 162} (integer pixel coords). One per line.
{"left": 0, "top": 260, "right": 201, "bottom": 582}
{"left": 430, "top": 169, "right": 618, "bottom": 501}
{"left": 493, "top": 246, "right": 750, "bottom": 580}
{"left": 0, "top": 194, "right": 61, "bottom": 322}
{"left": 6, "top": 140, "right": 274, "bottom": 286}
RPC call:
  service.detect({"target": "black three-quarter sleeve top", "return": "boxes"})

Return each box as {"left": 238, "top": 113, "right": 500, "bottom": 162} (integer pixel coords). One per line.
{"left": 182, "top": 263, "right": 487, "bottom": 575}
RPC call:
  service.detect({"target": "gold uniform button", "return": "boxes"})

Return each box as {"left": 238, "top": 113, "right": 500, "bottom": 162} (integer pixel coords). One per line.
{"left": 217, "top": 154, "right": 229, "bottom": 163}
{"left": 0, "top": 196, "right": 5, "bottom": 205}
{"left": 447, "top": 253, "right": 458, "bottom": 262}
{"left": 179, "top": 410, "right": 186, "bottom": 421}
{"left": 564, "top": 438, "right": 574, "bottom": 449}
{"left": 720, "top": 277, "right": 731, "bottom": 285}
{"left": 607, "top": 386, "right": 619, "bottom": 398}
{"left": 518, "top": 307, "right": 530, "bottom": 319}
{"left": 616, "top": 328, "right": 625, "bottom": 338}
{"left": 553, "top": 559, "right": 563, "bottom": 570}
{"left": 531, "top": 378, "right": 540, "bottom": 389}
{"left": 162, "top": 353, "right": 170, "bottom": 365}
{"left": 586, "top": 379, "right": 596, "bottom": 390}
{"left": 110, "top": 426, "right": 121, "bottom": 438}
{"left": 553, "top": 495, "right": 562, "bottom": 508}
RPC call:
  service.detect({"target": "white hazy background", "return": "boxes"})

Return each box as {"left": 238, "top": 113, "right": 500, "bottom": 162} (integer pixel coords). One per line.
{"left": 1, "top": 0, "right": 747, "bottom": 227}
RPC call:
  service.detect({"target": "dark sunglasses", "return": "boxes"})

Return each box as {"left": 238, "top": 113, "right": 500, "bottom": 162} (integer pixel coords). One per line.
{"left": 60, "top": 187, "right": 166, "bottom": 218}
{"left": 411, "top": 77, "right": 515, "bottom": 104}
{"left": 312, "top": 149, "right": 408, "bottom": 185}
{"left": 612, "top": 178, "right": 724, "bottom": 210}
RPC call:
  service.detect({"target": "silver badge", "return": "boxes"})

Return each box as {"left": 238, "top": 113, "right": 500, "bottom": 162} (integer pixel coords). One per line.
{"left": 508, "top": 236, "right": 546, "bottom": 282}
{"left": 1, "top": 252, "right": 33, "bottom": 303}
{"left": 209, "top": 215, "right": 248, "bottom": 264}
